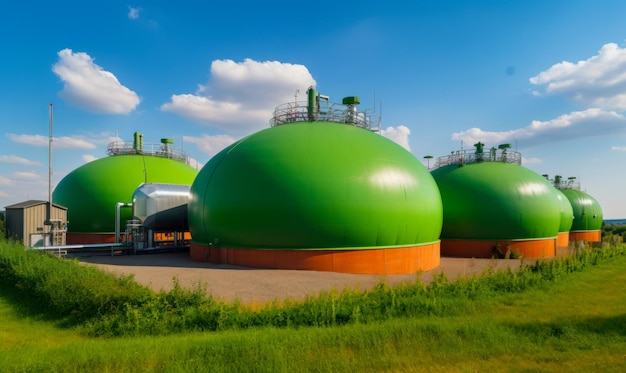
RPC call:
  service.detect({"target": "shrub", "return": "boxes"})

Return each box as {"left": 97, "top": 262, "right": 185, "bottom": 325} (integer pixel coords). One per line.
{"left": 0, "top": 242, "right": 154, "bottom": 323}
{"left": 2, "top": 240, "right": 625, "bottom": 337}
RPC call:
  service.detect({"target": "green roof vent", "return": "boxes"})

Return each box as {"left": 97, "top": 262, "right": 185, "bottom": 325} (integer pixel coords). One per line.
{"left": 342, "top": 96, "right": 360, "bottom": 105}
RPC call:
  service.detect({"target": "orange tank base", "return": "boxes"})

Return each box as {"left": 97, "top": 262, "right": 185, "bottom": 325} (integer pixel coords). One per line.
{"left": 556, "top": 232, "right": 570, "bottom": 248}
{"left": 66, "top": 233, "right": 116, "bottom": 245}
{"left": 441, "top": 238, "right": 557, "bottom": 258}
{"left": 569, "top": 230, "right": 601, "bottom": 242}
{"left": 190, "top": 243, "right": 440, "bottom": 274}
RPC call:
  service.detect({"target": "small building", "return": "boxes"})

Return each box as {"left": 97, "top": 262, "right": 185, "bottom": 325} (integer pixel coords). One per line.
{"left": 4, "top": 200, "right": 68, "bottom": 247}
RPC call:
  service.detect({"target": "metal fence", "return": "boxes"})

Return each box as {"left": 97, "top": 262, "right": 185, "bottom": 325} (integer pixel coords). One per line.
{"left": 269, "top": 100, "right": 381, "bottom": 132}
{"left": 106, "top": 141, "right": 188, "bottom": 163}
{"left": 433, "top": 148, "right": 522, "bottom": 169}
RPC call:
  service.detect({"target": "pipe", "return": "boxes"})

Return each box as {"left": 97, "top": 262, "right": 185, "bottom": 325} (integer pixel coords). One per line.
{"left": 115, "top": 202, "right": 132, "bottom": 243}
{"left": 148, "top": 229, "right": 154, "bottom": 249}
{"left": 133, "top": 131, "right": 140, "bottom": 152}
{"left": 307, "top": 86, "right": 317, "bottom": 121}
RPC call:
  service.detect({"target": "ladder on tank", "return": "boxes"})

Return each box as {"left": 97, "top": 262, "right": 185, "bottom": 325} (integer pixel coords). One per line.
{"left": 125, "top": 219, "right": 144, "bottom": 252}
{"left": 49, "top": 219, "right": 65, "bottom": 246}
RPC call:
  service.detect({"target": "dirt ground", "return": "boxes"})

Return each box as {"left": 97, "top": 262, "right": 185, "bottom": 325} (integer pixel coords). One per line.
{"left": 79, "top": 251, "right": 524, "bottom": 304}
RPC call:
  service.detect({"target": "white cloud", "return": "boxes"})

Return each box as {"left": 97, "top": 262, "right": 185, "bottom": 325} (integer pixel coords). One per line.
{"left": 52, "top": 49, "right": 141, "bottom": 114}
{"left": 56, "top": 136, "right": 98, "bottom": 149}
{"left": 611, "top": 146, "right": 626, "bottom": 151}
{"left": 452, "top": 109, "right": 625, "bottom": 147}
{"left": 84, "top": 133, "right": 124, "bottom": 146}
{"left": 0, "top": 176, "right": 13, "bottom": 186}
{"left": 161, "top": 58, "right": 316, "bottom": 134}
{"left": 381, "top": 125, "right": 411, "bottom": 151}
{"left": 7, "top": 133, "right": 97, "bottom": 149}
{"left": 522, "top": 157, "right": 542, "bottom": 165}
{"left": 128, "top": 6, "right": 140, "bottom": 19}
{"left": 12, "top": 171, "right": 40, "bottom": 180}
{"left": 162, "top": 95, "right": 268, "bottom": 125}
{"left": 0, "top": 155, "right": 41, "bottom": 166}
{"left": 183, "top": 134, "right": 237, "bottom": 158}
{"left": 82, "top": 154, "right": 98, "bottom": 163}
{"left": 186, "top": 157, "right": 203, "bottom": 170}
{"left": 7, "top": 134, "right": 49, "bottom": 147}
{"left": 530, "top": 42, "right": 626, "bottom": 109}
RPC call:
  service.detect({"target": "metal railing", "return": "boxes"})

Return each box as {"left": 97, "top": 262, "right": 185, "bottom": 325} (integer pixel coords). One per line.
{"left": 433, "top": 148, "right": 522, "bottom": 169}
{"left": 106, "top": 141, "right": 188, "bottom": 164}
{"left": 554, "top": 180, "right": 581, "bottom": 190}
{"left": 269, "top": 100, "right": 381, "bottom": 132}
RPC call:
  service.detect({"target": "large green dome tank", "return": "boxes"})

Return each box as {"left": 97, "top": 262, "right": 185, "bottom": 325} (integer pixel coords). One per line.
{"left": 53, "top": 154, "right": 198, "bottom": 235}
{"left": 561, "top": 188, "right": 603, "bottom": 232}
{"left": 189, "top": 121, "right": 443, "bottom": 250}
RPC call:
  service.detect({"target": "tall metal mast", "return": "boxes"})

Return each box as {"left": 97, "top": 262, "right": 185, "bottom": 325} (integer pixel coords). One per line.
{"left": 48, "top": 103, "right": 53, "bottom": 223}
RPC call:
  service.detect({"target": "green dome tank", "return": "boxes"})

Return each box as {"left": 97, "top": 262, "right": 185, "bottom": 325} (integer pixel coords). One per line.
{"left": 53, "top": 155, "right": 198, "bottom": 234}
{"left": 188, "top": 121, "right": 443, "bottom": 249}
{"left": 431, "top": 162, "right": 562, "bottom": 240}
{"left": 556, "top": 189, "right": 574, "bottom": 233}
{"left": 560, "top": 188, "right": 603, "bottom": 231}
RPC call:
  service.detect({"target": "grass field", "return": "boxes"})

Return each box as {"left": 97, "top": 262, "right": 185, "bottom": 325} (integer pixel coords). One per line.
{"left": 1, "top": 242, "right": 625, "bottom": 372}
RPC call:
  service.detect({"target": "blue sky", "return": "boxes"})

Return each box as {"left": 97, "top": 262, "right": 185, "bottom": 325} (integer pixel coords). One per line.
{"left": 2, "top": 1, "right": 626, "bottom": 218}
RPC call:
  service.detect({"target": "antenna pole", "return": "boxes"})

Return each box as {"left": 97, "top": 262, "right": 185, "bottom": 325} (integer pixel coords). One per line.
{"left": 48, "top": 103, "right": 53, "bottom": 222}
{"left": 373, "top": 92, "right": 376, "bottom": 113}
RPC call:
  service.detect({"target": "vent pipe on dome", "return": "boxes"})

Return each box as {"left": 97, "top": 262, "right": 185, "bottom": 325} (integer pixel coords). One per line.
{"left": 133, "top": 131, "right": 144, "bottom": 153}
{"left": 307, "top": 86, "right": 317, "bottom": 121}
{"left": 342, "top": 96, "right": 360, "bottom": 125}
{"left": 160, "top": 138, "right": 174, "bottom": 157}
{"left": 306, "top": 86, "right": 329, "bottom": 122}
{"left": 498, "top": 143, "right": 511, "bottom": 163}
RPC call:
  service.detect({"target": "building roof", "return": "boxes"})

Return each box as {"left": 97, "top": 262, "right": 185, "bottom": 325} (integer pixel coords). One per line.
{"left": 4, "top": 200, "right": 67, "bottom": 210}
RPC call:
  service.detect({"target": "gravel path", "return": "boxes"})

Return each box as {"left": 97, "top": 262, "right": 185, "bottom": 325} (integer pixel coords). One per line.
{"left": 80, "top": 251, "right": 524, "bottom": 305}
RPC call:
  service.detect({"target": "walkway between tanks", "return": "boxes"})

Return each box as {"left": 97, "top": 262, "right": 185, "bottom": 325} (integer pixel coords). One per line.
{"left": 80, "top": 251, "right": 526, "bottom": 304}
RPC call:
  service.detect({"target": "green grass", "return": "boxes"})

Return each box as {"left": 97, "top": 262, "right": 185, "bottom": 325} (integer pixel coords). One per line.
{"left": 1, "top": 241, "right": 626, "bottom": 372}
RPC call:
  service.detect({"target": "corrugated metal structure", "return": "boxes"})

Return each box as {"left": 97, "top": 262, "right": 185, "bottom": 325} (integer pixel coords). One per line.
{"left": 4, "top": 200, "right": 67, "bottom": 247}
{"left": 133, "top": 183, "right": 190, "bottom": 231}
{"left": 129, "top": 183, "right": 192, "bottom": 250}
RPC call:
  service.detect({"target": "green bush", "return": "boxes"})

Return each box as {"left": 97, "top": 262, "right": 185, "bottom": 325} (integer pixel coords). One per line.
{"left": 0, "top": 241, "right": 154, "bottom": 323}
{"left": 0, "top": 217, "right": 5, "bottom": 241}
{"left": 1, "top": 240, "right": 625, "bottom": 338}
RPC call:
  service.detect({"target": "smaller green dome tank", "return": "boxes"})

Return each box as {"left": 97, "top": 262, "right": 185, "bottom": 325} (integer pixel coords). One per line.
{"left": 53, "top": 155, "right": 198, "bottom": 234}
{"left": 431, "top": 162, "right": 562, "bottom": 240}
{"left": 555, "top": 189, "right": 574, "bottom": 233}
{"left": 560, "top": 188, "right": 603, "bottom": 231}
